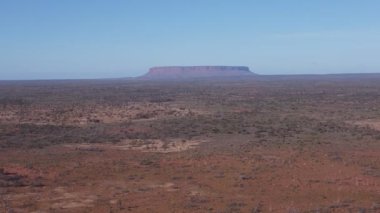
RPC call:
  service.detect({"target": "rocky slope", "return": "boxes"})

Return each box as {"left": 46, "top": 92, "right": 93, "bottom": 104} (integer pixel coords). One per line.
{"left": 141, "top": 66, "right": 255, "bottom": 79}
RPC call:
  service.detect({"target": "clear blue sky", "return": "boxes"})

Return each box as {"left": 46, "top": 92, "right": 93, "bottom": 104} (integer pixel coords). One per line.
{"left": 1, "top": 0, "right": 380, "bottom": 79}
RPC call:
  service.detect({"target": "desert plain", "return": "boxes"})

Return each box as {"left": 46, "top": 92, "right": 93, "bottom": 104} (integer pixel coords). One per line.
{"left": 1, "top": 75, "right": 380, "bottom": 212}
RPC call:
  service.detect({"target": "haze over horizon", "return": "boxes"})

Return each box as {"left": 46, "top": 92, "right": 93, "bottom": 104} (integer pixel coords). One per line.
{"left": 1, "top": 0, "right": 380, "bottom": 80}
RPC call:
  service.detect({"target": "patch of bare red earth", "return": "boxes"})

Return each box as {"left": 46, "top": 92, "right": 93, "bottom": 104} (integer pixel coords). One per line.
{"left": 1, "top": 143, "right": 380, "bottom": 212}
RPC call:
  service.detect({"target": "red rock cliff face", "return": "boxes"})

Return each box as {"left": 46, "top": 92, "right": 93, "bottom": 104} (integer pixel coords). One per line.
{"left": 142, "top": 66, "right": 254, "bottom": 79}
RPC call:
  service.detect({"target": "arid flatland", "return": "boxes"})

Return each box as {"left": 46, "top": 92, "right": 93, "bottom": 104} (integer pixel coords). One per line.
{"left": 1, "top": 75, "right": 380, "bottom": 212}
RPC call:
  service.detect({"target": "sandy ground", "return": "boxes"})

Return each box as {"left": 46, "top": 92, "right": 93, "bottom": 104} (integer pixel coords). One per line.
{"left": 1, "top": 77, "right": 380, "bottom": 212}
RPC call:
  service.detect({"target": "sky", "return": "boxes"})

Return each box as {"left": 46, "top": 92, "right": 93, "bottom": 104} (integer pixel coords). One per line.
{"left": 1, "top": 0, "right": 380, "bottom": 80}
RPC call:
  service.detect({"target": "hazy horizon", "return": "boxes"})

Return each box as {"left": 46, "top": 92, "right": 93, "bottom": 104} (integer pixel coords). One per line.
{"left": 1, "top": 1, "right": 380, "bottom": 80}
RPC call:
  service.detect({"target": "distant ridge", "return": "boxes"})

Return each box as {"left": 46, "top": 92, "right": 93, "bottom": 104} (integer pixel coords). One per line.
{"left": 140, "top": 66, "right": 255, "bottom": 79}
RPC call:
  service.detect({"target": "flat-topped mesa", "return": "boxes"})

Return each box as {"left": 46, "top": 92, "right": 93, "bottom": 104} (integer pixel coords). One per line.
{"left": 142, "top": 66, "right": 255, "bottom": 79}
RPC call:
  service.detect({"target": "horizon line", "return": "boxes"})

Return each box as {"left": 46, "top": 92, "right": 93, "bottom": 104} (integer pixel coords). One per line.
{"left": 1, "top": 72, "right": 380, "bottom": 81}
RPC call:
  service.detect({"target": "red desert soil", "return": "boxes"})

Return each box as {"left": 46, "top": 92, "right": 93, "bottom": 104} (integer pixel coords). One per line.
{"left": 1, "top": 144, "right": 380, "bottom": 212}
{"left": 1, "top": 76, "right": 380, "bottom": 212}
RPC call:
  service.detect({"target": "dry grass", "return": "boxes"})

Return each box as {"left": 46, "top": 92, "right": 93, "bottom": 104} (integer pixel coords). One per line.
{"left": 1, "top": 75, "right": 380, "bottom": 212}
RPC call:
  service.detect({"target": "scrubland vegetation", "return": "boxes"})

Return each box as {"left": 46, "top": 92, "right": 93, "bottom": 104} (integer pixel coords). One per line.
{"left": 1, "top": 75, "right": 380, "bottom": 212}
